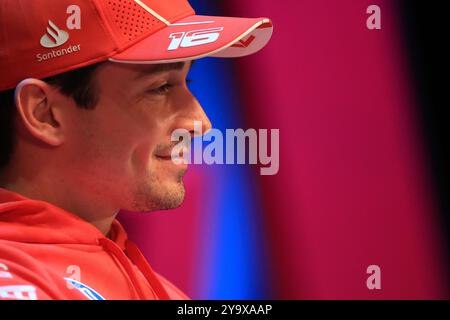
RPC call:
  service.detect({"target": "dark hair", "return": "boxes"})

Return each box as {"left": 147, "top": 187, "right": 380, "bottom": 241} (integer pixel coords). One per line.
{"left": 0, "top": 62, "right": 104, "bottom": 169}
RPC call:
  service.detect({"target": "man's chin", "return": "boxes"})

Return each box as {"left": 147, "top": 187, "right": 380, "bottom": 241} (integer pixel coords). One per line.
{"left": 127, "top": 181, "right": 186, "bottom": 213}
{"left": 155, "top": 184, "right": 186, "bottom": 211}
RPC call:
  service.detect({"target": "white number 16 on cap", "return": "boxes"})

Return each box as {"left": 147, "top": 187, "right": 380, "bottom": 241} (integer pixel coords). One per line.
{"left": 168, "top": 27, "right": 224, "bottom": 50}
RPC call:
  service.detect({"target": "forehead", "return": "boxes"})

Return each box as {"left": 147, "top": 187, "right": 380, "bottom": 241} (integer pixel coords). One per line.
{"left": 133, "top": 62, "right": 187, "bottom": 79}
{"left": 97, "top": 61, "right": 192, "bottom": 81}
{"left": 90, "top": 61, "right": 193, "bottom": 100}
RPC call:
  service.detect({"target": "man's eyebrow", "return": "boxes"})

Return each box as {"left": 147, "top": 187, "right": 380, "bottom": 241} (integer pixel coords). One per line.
{"left": 133, "top": 61, "right": 194, "bottom": 80}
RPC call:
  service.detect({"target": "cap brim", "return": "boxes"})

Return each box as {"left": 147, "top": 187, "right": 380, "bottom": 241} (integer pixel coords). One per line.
{"left": 109, "top": 15, "right": 273, "bottom": 64}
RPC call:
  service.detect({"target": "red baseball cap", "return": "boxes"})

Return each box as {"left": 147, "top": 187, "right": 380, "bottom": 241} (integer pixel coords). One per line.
{"left": 0, "top": 0, "right": 273, "bottom": 91}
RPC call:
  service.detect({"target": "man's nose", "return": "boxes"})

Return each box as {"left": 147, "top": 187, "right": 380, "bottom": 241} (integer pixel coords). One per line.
{"left": 173, "top": 92, "right": 212, "bottom": 138}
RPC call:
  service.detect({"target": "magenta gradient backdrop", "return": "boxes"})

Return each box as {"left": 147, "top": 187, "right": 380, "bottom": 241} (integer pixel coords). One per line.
{"left": 119, "top": 0, "right": 450, "bottom": 299}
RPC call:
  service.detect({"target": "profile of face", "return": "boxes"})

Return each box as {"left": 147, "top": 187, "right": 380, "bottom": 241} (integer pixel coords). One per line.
{"left": 39, "top": 61, "right": 211, "bottom": 213}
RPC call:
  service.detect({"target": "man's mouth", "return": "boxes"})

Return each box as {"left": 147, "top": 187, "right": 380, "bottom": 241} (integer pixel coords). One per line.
{"left": 154, "top": 140, "right": 190, "bottom": 166}
{"left": 155, "top": 146, "right": 189, "bottom": 161}
{"left": 155, "top": 155, "right": 173, "bottom": 161}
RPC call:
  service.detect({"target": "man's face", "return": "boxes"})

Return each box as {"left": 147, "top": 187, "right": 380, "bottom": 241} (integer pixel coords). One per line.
{"left": 61, "top": 61, "right": 211, "bottom": 213}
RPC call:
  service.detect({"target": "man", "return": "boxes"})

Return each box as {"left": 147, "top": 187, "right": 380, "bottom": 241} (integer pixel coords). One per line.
{"left": 0, "top": 0, "right": 273, "bottom": 300}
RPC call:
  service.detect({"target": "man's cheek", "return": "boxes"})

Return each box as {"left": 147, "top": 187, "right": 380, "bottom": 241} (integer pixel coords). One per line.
{"left": 129, "top": 141, "right": 159, "bottom": 169}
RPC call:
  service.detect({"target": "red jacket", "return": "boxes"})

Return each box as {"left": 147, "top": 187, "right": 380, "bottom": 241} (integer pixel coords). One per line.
{"left": 0, "top": 188, "right": 189, "bottom": 300}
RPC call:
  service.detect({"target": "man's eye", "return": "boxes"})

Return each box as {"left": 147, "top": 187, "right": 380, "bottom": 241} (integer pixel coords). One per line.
{"left": 149, "top": 83, "right": 173, "bottom": 95}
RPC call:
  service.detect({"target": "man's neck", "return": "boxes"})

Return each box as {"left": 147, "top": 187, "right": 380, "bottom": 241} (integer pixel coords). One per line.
{"left": 1, "top": 177, "right": 118, "bottom": 235}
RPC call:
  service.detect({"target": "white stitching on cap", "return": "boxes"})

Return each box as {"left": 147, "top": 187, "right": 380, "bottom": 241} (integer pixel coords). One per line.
{"left": 133, "top": 0, "right": 170, "bottom": 26}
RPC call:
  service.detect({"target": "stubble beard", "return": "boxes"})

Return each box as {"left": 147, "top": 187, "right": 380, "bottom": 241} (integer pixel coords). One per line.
{"left": 128, "top": 167, "right": 187, "bottom": 213}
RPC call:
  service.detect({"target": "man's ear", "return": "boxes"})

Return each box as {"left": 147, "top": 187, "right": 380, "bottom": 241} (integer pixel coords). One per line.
{"left": 14, "top": 78, "right": 64, "bottom": 146}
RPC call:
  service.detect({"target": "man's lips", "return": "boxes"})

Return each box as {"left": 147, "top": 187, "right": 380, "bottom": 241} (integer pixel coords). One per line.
{"left": 155, "top": 152, "right": 188, "bottom": 162}
{"left": 155, "top": 146, "right": 190, "bottom": 161}
{"left": 155, "top": 153, "right": 189, "bottom": 170}
{"left": 155, "top": 155, "right": 173, "bottom": 161}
